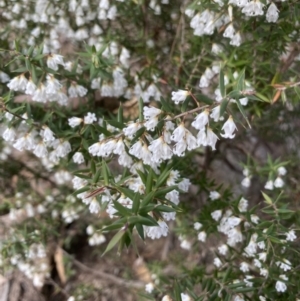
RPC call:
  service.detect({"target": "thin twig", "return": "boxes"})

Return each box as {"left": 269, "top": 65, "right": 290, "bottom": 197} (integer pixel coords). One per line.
{"left": 165, "top": 104, "right": 209, "bottom": 121}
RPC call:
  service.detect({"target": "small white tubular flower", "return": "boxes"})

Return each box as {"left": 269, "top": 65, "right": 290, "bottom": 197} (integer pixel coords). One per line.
{"left": 238, "top": 197, "right": 248, "bottom": 212}
{"left": 145, "top": 221, "right": 168, "bottom": 239}
{"left": 84, "top": 112, "right": 97, "bottom": 124}
{"left": 242, "top": 0, "right": 264, "bottom": 16}
{"left": 194, "top": 222, "right": 202, "bottom": 230}
{"left": 286, "top": 230, "right": 296, "bottom": 242}
{"left": 240, "top": 262, "right": 249, "bottom": 273}
{"left": 191, "top": 109, "right": 209, "bottom": 130}
{"left": 277, "top": 166, "right": 287, "bottom": 176}
{"left": 274, "top": 177, "right": 284, "bottom": 188}
{"left": 223, "top": 23, "right": 235, "bottom": 39}
{"left": 68, "top": 83, "right": 88, "bottom": 97}
{"left": 33, "top": 142, "right": 48, "bottom": 158}
{"left": 171, "top": 90, "right": 189, "bottom": 104}
{"left": 218, "top": 244, "right": 228, "bottom": 255}
{"left": 230, "top": 32, "right": 242, "bottom": 47}
{"left": 89, "top": 198, "right": 100, "bottom": 214}
{"left": 199, "top": 74, "right": 210, "bottom": 88}
{"left": 129, "top": 140, "right": 143, "bottom": 159}
{"left": 32, "top": 84, "right": 47, "bottom": 102}
{"left": 148, "top": 137, "right": 172, "bottom": 162}
{"left": 123, "top": 122, "right": 142, "bottom": 139}
{"left": 143, "top": 106, "right": 161, "bottom": 120}
{"left": 145, "top": 282, "right": 155, "bottom": 293}
{"left": 180, "top": 238, "right": 191, "bottom": 250}
{"left": 41, "top": 127, "right": 55, "bottom": 143}
{"left": 2, "top": 128, "right": 16, "bottom": 142}
{"left": 120, "top": 47, "right": 130, "bottom": 68}
{"left": 210, "top": 191, "right": 220, "bottom": 200}
{"left": 47, "top": 54, "right": 64, "bottom": 71}
{"left": 45, "top": 74, "right": 62, "bottom": 95}
{"left": 241, "top": 177, "right": 251, "bottom": 188}
{"left": 210, "top": 105, "right": 222, "bottom": 122}
{"left": 178, "top": 178, "right": 191, "bottom": 192}
{"left": 205, "top": 128, "right": 219, "bottom": 150}
{"left": 266, "top": 3, "right": 279, "bottom": 23}
{"left": 25, "top": 78, "right": 37, "bottom": 95}
{"left": 212, "top": 43, "right": 223, "bottom": 55}
{"left": 214, "top": 257, "right": 222, "bottom": 268}
{"left": 144, "top": 117, "right": 159, "bottom": 131}
{"left": 278, "top": 259, "right": 292, "bottom": 272}
{"left": 68, "top": 117, "right": 83, "bottom": 128}
{"left": 171, "top": 123, "right": 186, "bottom": 142}
{"left": 211, "top": 210, "right": 222, "bottom": 221}
{"left": 275, "top": 275, "right": 288, "bottom": 292}
{"left": 198, "top": 231, "right": 207, "bottom": 242}
{"left": 7, "top": 74, "right": 28, "bottom": 91}
{"left": 221, "top": 116, "right": 237, "bottom": 139}
{"left": 264, "top": 180, "right": 274, "bottom": 190}
{"left": 73, "top": 152, "right": 84, "bottom": 164}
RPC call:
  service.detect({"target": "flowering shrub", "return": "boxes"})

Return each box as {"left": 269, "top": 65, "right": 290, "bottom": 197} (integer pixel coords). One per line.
{"left": 0, "top": 0, "right": 300, "bottom": 300}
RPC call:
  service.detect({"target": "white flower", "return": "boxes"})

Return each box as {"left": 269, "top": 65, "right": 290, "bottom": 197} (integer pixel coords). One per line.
{"left": 41, "top": 127, "right": 55, "bottom": 143}
{"left": 210, "top": 191, "right": 220, "bottom": 200}
{"left": 178, "top": 178, "right": 191, "bottom": 192}
{"left": 285, "top": 230, "right": 296, "bottom": 242}
{"left": 7, "top": 74, "right": 28, "bottom": 91}
{"left": 198, "top": 231, "right": 207, "bottom": 242}
{"left": 2, "top": 128, "right": 16, "bottom": 142}
{"left": 210, "top": 105, "right": 222, "bottom": 122}
{"left": 211, "top": 210, "right": 222, "bottom": 221}
{"left": 180, "top": 238, "right": 192, "bottom": 250}
{"left": 194, "top": 222, "right": 202, "bottom": 230}
{"left": 191, "top": 109, "right": 209, "bottom": 130}
{"left": 218, "top": 244, "right": 228, "bottom": 255}
{"left": 47, "top": 54, "right": 64, "bottom": 71}
{"left": 33, "top": 142, "right": 48, "bottom": 158}
{"left": 73, "top": 152, "right": 84, "bottom": 164}
{"left": 274, "top": 177, "right": 284, "bottom": 188}
{"left": 240, "top": 262, "right": 249, "bottom": 273}
{"left": 242, "top": 0, "right": 264, "bottom": 16}
{"left": 181, "top": 293, "right": 191, "bottom": 301}
{"left": 197, "top": 128, "right": 219, "bottom": 150}
{"left": 25, "top": 78, "right": 37, "bottom": 95}
{"left": 238, "top": 197, "right": 248, "bottom": 212}
{"left": 123, "top": 122, "right": 142, "bottom": 139}
{"left": 260, "top": 268, "right": 268, "bottom": 277}
{"left": 275, "top": 275, "right": 288, "bottom": 292}
{"left": 68, "top": 117, "right": 83, "bottom": 127}
{"left": 264, "top": 180, "right": 274, "bottom": 190}
{"left": 277, "top": 166, "right": 287, "bottom": 176}
{"left": 199, "top": 74, "right": 210, "bottom": 88}
{"left": 145, "top": 282, "right": 155, "bottom": 293}
{"left": 221, "top": 116, "right": 237, "bottom": 139}
{"left": 214, "top": 257, "right": 222, "bottom": 268}
{"left": 266, "top": 3, "right": 279, "bottom": 22}
{"left": 148, "top": 137, "right": 172, "bottom": 162}
{"left": 145, "top": 221, "right": 168, "bottom": 239}
{"left": 84, "top": 112, "right": 97, "bottom": 124}
{"left": 143, "top": 106, "right": 161, "bottom": 120}
{"left": 68, "top": 83, "right": 88, "bottom": 97}
{"left": 241, "top": 177, "right": 251, "bottom": 188}
{"left": 230, "top": 32, "right": 242, "bottom": 47}
{"left": 250, "top": 214, "right": 259, "bottom": 224}
{"left": 278, "top": 259, "right": 292, "bottom": 271}
{"left": 171, "top": 90, "right": 189, "bottom": 104}
{"left": 223, "top": 23, "right": 235, "bottom": 39}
